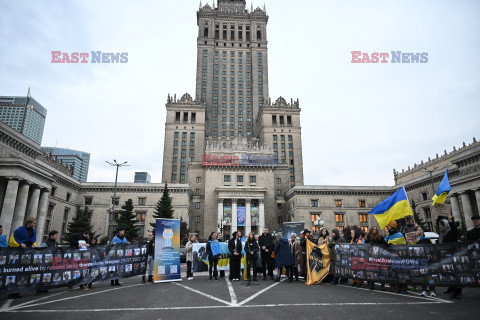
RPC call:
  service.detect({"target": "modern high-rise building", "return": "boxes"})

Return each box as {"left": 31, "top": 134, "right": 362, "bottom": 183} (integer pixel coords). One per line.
{"left": 0, "top": 90, "right": 47, "bottom": 145}
{"left": 40, "top": 147, "right": 90, "bottom": 182}
{"left": 162, "top": 0, "right": 304, "bottom": 238}
{"left": 134, "top": 172, "right": 151, "bottom": 183}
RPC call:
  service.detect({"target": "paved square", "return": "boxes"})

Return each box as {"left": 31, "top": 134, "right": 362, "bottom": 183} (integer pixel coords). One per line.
{"left": 1, "top": 266, "right": 479, "bottom": 320}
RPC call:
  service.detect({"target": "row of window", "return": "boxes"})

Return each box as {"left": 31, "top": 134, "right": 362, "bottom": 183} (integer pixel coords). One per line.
{"left": 311, "top": 212, "right": 369, "bottom": 223}
{"left": 224, "top": 174, "right": 256, "bottom": 184}
{"left": 272, "top": 115, "right": 292, "bottom": 126}
{"left": 311, "top": 199, "right": 366, "bottom": 208}
{"left": 174, "top": 112, "right": 196, "bottom": 123}
{"left": 84, "top": 197, "right": 147, "bottom": 206}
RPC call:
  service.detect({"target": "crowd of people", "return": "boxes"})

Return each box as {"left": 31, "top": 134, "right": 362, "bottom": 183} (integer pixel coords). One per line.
{"left": 1, "top": 211, "right": 479, "bottom": 300}
{"left": 183, "top": 214, "right": 480, "bottom": 300}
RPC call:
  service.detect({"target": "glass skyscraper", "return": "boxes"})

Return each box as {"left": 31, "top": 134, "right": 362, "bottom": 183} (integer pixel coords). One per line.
{"left": 0, "top": 93, "right": 47, "bottom": 145}
{"left": 41, "top": 147, "right": 91, "bottom": 182}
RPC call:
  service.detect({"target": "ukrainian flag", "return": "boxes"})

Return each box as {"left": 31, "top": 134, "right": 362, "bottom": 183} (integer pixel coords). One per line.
{"left": 385, "top": 231, "right": 407, "bottom": 245}
{"left": 432, "top": 170, "right": 451, "bottom": 206}
{"left": 369, "top": 187, "right": 413, "bottom": 229}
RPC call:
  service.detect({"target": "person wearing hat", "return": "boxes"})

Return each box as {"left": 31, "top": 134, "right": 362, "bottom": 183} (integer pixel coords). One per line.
{"left": 110, "top": 227, "right": 129, "bottom": 286}
{"left": 111, "top": 227, "right": 129, "bottom": 245}
{"left": 467, "top": 215, "right": 480, "bottom": 241}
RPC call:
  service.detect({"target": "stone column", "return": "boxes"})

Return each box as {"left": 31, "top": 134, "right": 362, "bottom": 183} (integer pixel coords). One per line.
{"left": 245, "top": 199, "right": 251, "bottom": 236}
{"left": 232, "top": 199, "right": 237, "bottom": 232}
{"left": 0, "top": 179, "right": 20, "bottom": 237}
{"left": 36, "top": 189, "right": 50, "bottom": 245}
{"left": 11, "top": 182, "right": 31, "bottom": 232}
{"left": 26, "top": 186, "right": 41, "bottom": 219}
{"left": 0, "top": 179, "right": 7, "bottom": 210}
{"left": 217, "top": 200, "right": 223, "bottom": 233}
{"left": 259, "top": 199, "right": 265, "bottom": 232}
{"left": 460, "top": 192, "right": 474, "bottom": 230}
{"left": 449, "top": 194, "right": 462, "bottom": 223}
{"left": 475, "top": 189, "right": 480, "bottom": 218}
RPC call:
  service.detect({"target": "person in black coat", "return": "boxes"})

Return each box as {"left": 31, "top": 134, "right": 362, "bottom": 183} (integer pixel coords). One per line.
{"left": 245, "top": 232, "right": 259, "bottom": 281}
{"left": 228, "top": 231, "right": 243, "bottom": 281}
{"left": 258, "top": 227, "right": 275, "bottom": 280}
{"left": 365, "top": 226, "right": 385, "bottom": 290}
{"left": 68, "top": 232, "right": 90, "bottom": 249}
{"left": 467, "top": 215, "right": 480, "bottom": 241}
{"left": 438, "top": 215, "right": 462, "bottom": 299}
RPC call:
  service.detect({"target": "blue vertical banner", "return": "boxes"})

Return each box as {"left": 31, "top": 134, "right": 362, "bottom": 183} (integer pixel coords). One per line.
{"left": 237, "top": 206, "right": 246, "bottom": 227}
{"left": 154, "top": 218, "right": 181, "bottom": 283}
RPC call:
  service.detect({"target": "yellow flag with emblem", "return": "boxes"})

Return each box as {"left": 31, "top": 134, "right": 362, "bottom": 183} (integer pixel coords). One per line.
{"left": 305, "top": 239, "right": 330, "bottom": 285}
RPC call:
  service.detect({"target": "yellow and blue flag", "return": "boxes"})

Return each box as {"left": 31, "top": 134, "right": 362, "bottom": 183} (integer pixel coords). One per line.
{"left": 432, "top": 170, "right": 451, "bottom": 206}
{"left": 369, "top": 187, "right": 413, "bottom": 229}
{"left": 384, "top": 231, "right": 407, "bottom": 245}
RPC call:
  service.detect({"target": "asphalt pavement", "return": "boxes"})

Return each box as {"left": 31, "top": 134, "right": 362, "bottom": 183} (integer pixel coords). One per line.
{"left": 1, "top": 264, "right": 479, "bottom": 320}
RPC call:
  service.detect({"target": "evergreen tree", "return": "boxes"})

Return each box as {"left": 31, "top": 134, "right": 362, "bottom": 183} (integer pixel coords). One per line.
{"left": 150, "top": 184, "right": 174, "bottom": 233}
{"left": 64, "top": 206, "right": 94, "bottom": 242}
{"left": 117, "top": 199, "right": 139, "bottom": 241}
{"left": 411, "top": 200, "right": 429, "bottom": 232}
{"left": 180, "top": 217, "right": 189, "bottom": 245}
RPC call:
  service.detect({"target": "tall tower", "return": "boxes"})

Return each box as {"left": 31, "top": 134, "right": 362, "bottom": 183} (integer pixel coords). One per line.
{"left": 196, "top": 0, "right": 269, "bottom": 139}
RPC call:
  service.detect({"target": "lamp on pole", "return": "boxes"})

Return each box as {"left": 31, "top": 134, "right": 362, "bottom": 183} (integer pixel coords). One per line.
{"left": 106, "top": 160, "right": 129, "bottom": 240}
{"left": 423, "top": 167, "right": 438, "bottom": 194}
{"left": 217, "top": 219, "right": 224, "bottom": 241}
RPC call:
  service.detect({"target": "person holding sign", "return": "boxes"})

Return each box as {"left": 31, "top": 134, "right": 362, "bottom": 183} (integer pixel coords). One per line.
{"left": 206, "top": 232, "right": 220, "bottom": 281}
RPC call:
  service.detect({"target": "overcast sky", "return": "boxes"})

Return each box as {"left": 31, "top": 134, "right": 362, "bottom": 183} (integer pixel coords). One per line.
{"left": 1, "top": 0, "right": 479, "bottom": 186}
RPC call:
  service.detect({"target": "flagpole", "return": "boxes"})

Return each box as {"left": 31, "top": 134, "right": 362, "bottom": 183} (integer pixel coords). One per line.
{"left": 423, "top": 167, "right": 438, "bottom": 194}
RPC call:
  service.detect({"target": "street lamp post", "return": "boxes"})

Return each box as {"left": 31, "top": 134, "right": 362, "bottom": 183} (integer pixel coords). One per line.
{"left": 423, "top": 167, "right": 438, "bottom": 194}
{"left": 217, "top": 219, "right": 224, "bottom": 241}
{"left": 106, "top": 160, "right": 129, "bottom": 240}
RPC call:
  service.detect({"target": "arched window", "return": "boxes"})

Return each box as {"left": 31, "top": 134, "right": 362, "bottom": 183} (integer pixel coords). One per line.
{"left": 204, "top": 27, "right": 209, "bottom": 38}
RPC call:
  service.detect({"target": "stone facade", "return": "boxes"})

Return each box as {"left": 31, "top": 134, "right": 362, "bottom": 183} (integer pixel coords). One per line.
{"left": 160, "top": 1, "right": 304, "bottom": 239}
{"left": 0, "top": 121, "right": 190, "bottom": 243}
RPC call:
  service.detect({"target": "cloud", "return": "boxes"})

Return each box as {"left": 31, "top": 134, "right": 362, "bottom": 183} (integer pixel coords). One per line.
{"left": 1, "top": 0, "right": 479, "bottom": 186}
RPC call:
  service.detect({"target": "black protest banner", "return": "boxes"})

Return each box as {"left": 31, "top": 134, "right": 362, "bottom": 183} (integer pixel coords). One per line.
{"left": 0, "top": 244, "right": 147, "bottom": 293}
{"left": 333, "top": 241, "right": 480, "bottom": 287}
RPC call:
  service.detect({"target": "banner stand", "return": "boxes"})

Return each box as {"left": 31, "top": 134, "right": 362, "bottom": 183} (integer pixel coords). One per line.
{"left": 153, "top": 218, "right": 182, "bottom": 283}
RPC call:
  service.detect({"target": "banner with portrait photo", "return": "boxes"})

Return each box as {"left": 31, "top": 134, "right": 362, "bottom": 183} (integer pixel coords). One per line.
{"left": 333, "top": 241, "right": 480, "bottom": 287}
{"left": 283, "top": 222, "right": 305, "bottom": 240}
{"left": 0, "top": 244, "right": 147, "bottom": 293}
{"left": 251, "top": 206, "right": 259, "bottom": 226}
{"left": 224, "top": 206, "right": 232, "bottom": 226}
{"left": 154, "top": 218, "right": 181, "bottom": 283}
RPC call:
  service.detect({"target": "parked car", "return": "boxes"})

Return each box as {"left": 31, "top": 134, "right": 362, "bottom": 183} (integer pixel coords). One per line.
{"left": 424, "top": 232, "right": 439, "bottom": 244}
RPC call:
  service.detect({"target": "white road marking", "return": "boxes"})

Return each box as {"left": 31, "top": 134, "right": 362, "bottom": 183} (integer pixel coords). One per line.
{"left": 343, "top": 284, "right": 452, "bottom": 303}
{"left": 9, "top": 284, "right": 144, "bottom": 311}
{"left": 172, "top": 282, "right": 233, "bottom": 306}
{"left": 237, "top": 278, "right": 285, "bottom": 306}
{"left": 0, "top": 299, "right": 13, "bottom": 311}
{"left": 1, "top": 301, "right": 446, "bottom": 313}
{"left": 12, "top": 291, "right": 65, "bottom": 309}
{"left": 225, "top": 277, "right": 238, "bottom": 305}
